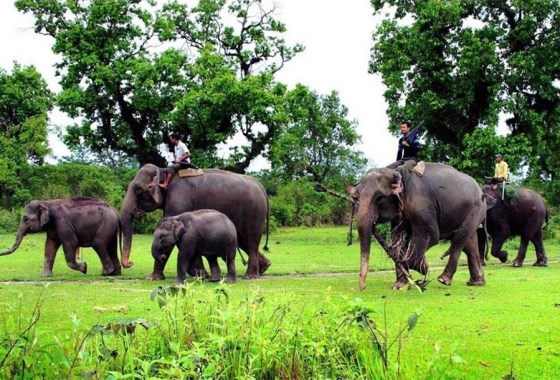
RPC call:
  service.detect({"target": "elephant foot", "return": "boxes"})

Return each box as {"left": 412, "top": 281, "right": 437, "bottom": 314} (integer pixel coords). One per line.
{"left": 243, "top": 272, "right": 260, "bottom": 280}
{"left": 405, "top": 257, "right": 428, "bottom": 275}
{"left": 208, "top": 276, "right": 221, "bottom": 282}
{"left": 102, "top": 265, "right": 121, "bottom": 276}
{"left": 391, "top": 279, "right": 409, "bottom": 290}
{"left": 259, "top": 255, "right": 271, "bottom": 275}
{"left": 102, "top": 270, "right": 121, "bottom": 276}
{"left": 533, "top": 260, "right": 548, "bottom": 267}
{"left": 466, "top": 278, "right": 486, "bottom": 286}
{"left": 437, "top": 274, "right": 452, "bottom": 286}
{"left": 226, "top": 276, "right": 236, "bottom": 283}
{"left": 77, "top": 262, "right": 87, "bottom": 274}
{"left": 40, "top": 270, "right": 53, "bottom": 277}
{"left": 497, "top": 251, "right": 508, "bottom": 263}
{"left": 147, "top": 272, "right": 166, "bottom": 281}
{"left": 511, "top": 260, "right": 523, "bottom": 268}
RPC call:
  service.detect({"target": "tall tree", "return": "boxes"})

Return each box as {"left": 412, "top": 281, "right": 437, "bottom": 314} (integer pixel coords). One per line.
{"left": 16, "top": 0, "right": 303, "bottom": 171}
{"left": 369, "top": 0, "right": 560, "bottom": 179}
{"left": 269, "top": 85, "right": 367, "bottom": 183}
{"left": 0, "top": 64, "right": 53, "bottom": 206}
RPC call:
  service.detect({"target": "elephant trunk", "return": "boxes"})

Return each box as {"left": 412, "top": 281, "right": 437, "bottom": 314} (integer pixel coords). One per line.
{"left": 0, "top": 224, "right": 26, "bottom": 256}
{"left": 356, "top": 202, "right": 377, "bottom": 291}
{"left": 120, "top": 190, "right": 137, "bottom": 268}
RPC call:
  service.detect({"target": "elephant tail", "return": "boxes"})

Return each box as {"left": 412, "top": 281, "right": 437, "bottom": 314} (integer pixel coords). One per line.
{"left": 237, "top": 247, "right": 248, "bottom": 266}
{"left": 545, "top": 208, "right": 549, "bottom": 228}
{"left": 118, "top": 216, "right": 123, "bottom": 261}
{"left": 263, "top": 194, "right": 270, "bottom": 252}
{"left": 483, "top": 218, "right": 490, "bottom": 261}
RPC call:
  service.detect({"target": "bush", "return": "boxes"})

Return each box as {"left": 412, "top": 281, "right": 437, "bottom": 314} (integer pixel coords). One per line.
{"left": 0, "top": 209, "right": 19, "bottom": 234}
{"left": 0, "top": 284, "right": 423, "bottom": 379}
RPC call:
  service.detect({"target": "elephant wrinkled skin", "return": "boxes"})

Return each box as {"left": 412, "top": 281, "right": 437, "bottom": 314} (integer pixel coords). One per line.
{"left": 152, "top": 210, "right": 238, "bottom": 284}
{"left": 0, "top": 197, "right": 121, "bottom": 276}
{"left": 481, "top": 184, "right": 548, "bottom": 267}
{"left": 347, "top": 163, "right": 486, "bottom": 290}
{"left": 120, "top": 164, "right": 270, "bottom": 279}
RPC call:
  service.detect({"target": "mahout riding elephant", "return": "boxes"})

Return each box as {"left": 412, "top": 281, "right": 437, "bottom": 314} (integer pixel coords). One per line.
{"left": 480, "top": 184, "right": 548, "bottom": 267}
{"left": 0, "top": 197, "right": 121, "bottom": 276}
{"left": 346, "top": 162, "right": 486, "bottom": 290}
{"left": 120, "top": 164, "right": 270, "bottom": 279}
{"left": 152, "top": 209, "right": 238, "bottom": 284}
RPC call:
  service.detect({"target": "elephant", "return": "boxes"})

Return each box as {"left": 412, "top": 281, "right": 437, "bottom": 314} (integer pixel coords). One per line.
{"left": 480, "top": 184, "right": 548, "bottom": 267}
{"left": 0, "top": 197, "right": 121, "bottom": 276}
{"left": 120, "top": 164, "right": 270, "bottom": 280}
{"left": 152, "top": 209, "right": 238, "bottom": 284}
{"left": 346, "top": 162, "right": 486, "bottom": 290}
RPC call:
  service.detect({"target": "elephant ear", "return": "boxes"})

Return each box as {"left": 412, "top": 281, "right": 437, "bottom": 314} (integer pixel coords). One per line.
{"left": 346, "top": 184, "right": 359, "bottom": 199}
{"left": 483, "top": 193, "right": 497, "bottom": 209}
{"left": 148, "top": 180, "right": 163, "bottom": 206}
{"left": 173, "top": 220, "right": 186, "bottom": 242}
{"left": 39, "top": 204, "right": 49, "bottom": 227}
{"left": 391, "top": 172, "right": 403, "bottom": 195}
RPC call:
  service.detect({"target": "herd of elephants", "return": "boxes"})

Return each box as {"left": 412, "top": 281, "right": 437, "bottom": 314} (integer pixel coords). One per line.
{"left": 0, "top": 161, "right": 550, "bottom": 290}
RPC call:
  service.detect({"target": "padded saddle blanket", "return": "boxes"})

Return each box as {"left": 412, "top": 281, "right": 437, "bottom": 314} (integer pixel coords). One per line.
{"left": 411, "top": 161, "right": 425, "bottom": 176}
{"left": 178, "top": 168, "right": 204, "bottom": 178}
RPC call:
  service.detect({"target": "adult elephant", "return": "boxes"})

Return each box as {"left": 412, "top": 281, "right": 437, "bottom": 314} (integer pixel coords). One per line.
{"left": 346, "top": 162, "right": 486, "bottom": 290}
{"left": 120, "top": 164, "right": 270, "bottom": 279}
{"left": 480, "top": 184, "right": 548, "bottom": 267}
{"left": 0, "top": 198, "right": 121, "bottom": 276}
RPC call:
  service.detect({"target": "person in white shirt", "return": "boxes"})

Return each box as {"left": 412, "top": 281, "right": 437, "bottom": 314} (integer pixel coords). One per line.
{"left": 160, "top": 132, "right": 192, "bottom": 189}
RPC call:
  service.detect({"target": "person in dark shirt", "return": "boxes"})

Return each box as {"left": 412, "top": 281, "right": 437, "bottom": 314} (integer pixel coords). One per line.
{"left": 396, "top": 121, "right": 421, "bottom": 160}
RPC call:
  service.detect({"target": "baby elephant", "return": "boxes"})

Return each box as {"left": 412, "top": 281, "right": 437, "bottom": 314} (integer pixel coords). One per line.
{"left": 151, "top": 209, "right": 238, "bottom": 284}
{"left": 0, "top": 197, "right": 121, "bottom": 276}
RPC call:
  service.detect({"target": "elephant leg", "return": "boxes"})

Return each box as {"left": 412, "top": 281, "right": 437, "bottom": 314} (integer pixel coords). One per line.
{"left": 463, "top": 233, "right": 485, "bottom": 286}
{"left": 438, "top": 230, "right": 476, "bottom": 286}
{"left": 92, "top": 240, "right": 118, "bottom": 276}
{"left": 186, "top": 256, "right": 210, "bottom": 278}
{"left": 393, "top": 229, "right": 435, "bottom": 290}
{"left": 225, "top": 242, "right": 237, "bottom": 283}
{"left": 512, "top": 237, "right": 529, "bottom": 267}
{"left": 490, "top": 237, "right": 508, "bottom": 263}
{"left": 207, "top": 256, "right": 221, "bottom": 282}
{"left": 531, "top": 230, "right": 548, "bottom": 266}
{"left": 61, "top": 241, "right": 87, "bottom": 274}
{"left": 42, "top": 238, "right": 61, "bottom": 277}
{"left": 176, "top": 250, "right": 190, "bottom": 284}
{"left": 476, "top": 227, "right": 487, "bottom": 266}
{"left": 258, "top": 252, "right": 271, "bottom": 275}
{"left": 107, "top": 234, "right": 122, "bottom": 275}
{"left": 241, "top": 238, "right": 260, "bottom": 279}
{"left": 148, "top": 258, "right": 167, "bottom": 281}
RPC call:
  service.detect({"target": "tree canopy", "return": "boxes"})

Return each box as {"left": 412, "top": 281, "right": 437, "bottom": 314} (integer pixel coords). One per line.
{"left": 369, "top": 0, "right": 560, "bottom": 180}
{"left": 0, "top": 64, "right": 53, "bottom": 205}
{"left": 15, "top": 0, "right": 305, "bottom": 171}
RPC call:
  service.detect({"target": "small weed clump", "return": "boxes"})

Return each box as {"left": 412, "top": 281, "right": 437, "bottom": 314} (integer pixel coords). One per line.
{"left": 0, "top": 283, "right": 424, "bottom": 379}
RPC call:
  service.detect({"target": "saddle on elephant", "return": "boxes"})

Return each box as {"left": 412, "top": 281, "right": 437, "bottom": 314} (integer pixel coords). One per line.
{"left": 178, "top": 167, "right": 204, "bottom": 178}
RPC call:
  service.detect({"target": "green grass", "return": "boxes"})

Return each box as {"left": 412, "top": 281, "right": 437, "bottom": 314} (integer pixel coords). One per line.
{"left": 1, "top": 227, "right": 560, "bottom": 378}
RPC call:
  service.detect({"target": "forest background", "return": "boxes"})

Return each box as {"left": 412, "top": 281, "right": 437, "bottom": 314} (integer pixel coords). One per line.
{"left": 1, "top": 0, "right": 559, "bottom": 234}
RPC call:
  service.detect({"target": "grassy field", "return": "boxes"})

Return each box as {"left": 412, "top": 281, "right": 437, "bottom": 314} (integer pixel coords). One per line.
{"left": 0, "top": 227, "right": 559, "bottom": 378}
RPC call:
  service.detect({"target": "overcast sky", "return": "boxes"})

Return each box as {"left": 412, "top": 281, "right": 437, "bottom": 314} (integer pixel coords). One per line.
{"left": 0, "top": 1, "right": 397, "bottom": 168}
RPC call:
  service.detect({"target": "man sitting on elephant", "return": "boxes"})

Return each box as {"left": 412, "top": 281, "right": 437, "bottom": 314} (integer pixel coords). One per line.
{"left": 159, "top": 132, "right": 195, "bottom": 190}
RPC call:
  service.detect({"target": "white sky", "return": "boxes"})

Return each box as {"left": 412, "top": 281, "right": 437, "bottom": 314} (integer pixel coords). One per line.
{"left": 0, "top": 1, "right": 396, "bottom": 168}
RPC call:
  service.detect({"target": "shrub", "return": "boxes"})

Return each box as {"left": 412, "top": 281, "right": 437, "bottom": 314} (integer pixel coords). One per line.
{"left": 0, "top": 209, "right": 19, "bottom": 234}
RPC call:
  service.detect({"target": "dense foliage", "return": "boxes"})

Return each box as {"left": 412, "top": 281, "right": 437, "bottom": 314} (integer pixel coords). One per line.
{"left": 369, "top": 0, "right": 560, "bottom": 184}
{"left": 0, "top": 65, "right": 53, "bottom": 204}
{"left": 0, "top": 284, "right": 418, "bottom": 379}
{"left": 14, "top": 0, "right": 306, "bottom": 171}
